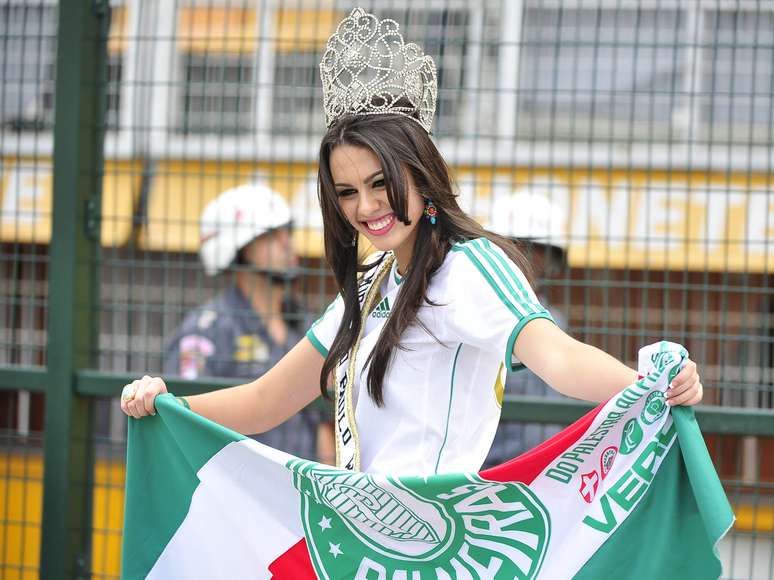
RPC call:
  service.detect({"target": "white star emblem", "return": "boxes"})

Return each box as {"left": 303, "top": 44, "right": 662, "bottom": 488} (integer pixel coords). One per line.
{"left": 318, "top": 516, "right": 332, "bottom": 531}
{"left": 329, "top": 542, "right": 343, "bottom": 558}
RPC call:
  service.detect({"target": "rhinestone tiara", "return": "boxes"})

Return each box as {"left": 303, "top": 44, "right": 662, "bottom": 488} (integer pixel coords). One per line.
{"left": 319, "top": 7, "right": 438, "bottom": 134}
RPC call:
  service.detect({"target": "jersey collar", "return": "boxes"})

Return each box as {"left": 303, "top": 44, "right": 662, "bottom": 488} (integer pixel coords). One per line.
{"left": 391, "top": 256, "right": 404, "bottom": 287}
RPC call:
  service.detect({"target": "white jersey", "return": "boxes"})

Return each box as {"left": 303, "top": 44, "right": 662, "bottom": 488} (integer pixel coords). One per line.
{"left": 306, "top": 237, "right": 554, "bottom": 475}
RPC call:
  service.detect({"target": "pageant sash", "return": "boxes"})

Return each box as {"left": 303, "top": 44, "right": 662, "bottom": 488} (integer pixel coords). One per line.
{"left": 334, "top": 253, "right": 395, "bottom": 471}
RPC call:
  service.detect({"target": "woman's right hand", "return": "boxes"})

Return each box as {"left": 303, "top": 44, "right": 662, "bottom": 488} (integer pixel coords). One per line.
{"left": 120, "top": 375, "right": 168, "bottom": 418}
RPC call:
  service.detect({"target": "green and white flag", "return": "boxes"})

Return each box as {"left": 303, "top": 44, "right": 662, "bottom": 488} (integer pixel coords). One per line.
{"left": 122, "top": 342, "right": 733, "bottom": 579}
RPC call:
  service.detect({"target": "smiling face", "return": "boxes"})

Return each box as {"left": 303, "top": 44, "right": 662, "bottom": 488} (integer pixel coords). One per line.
{"left": 330, "top": 144, "right": 424, "bottom": 271}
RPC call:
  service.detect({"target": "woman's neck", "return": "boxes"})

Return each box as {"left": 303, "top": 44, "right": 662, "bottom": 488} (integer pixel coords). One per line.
{"left": 393, "top": 232, "right": 417, "bottom": 276}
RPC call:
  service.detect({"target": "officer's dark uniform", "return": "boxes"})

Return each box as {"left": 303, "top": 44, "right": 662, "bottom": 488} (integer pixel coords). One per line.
{"left": 164, "top": 286, "right": 323, "bottom": 460}
{"left": 484, "top": 302, "right": 567, "bottom": 468}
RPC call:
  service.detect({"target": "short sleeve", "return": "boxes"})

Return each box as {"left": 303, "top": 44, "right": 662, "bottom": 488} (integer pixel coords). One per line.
{"left": 306, "top": 294, "right": 345, "bottom": 358}
{"left": 447, "top": 238, "right": 555, "bottom": 372}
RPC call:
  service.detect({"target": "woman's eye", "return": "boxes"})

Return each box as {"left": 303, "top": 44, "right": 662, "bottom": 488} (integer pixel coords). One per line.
{"left": 337, "top": 189, "right": 356, "bottom": 197}
{"left": 373, "top": 179, "right": 385, "bottom": 188}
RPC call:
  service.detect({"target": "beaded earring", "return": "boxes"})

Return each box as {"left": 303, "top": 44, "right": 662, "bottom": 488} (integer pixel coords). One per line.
{"left": 423, "top": 198, "right": 438, "bottom": 225}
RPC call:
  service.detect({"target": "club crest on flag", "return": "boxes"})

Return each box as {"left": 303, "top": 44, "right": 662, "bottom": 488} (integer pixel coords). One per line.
{"left": 288, "top": 460, "right": 551, "bottom": 579}
{"left": 619, "top": 418, "right": 643, "bottom": 455}
{"left": 599, "top": 446, "right": 617, "bottom": 479}
{"left": 640, "top": 391, "right": 668, "bottom": 425}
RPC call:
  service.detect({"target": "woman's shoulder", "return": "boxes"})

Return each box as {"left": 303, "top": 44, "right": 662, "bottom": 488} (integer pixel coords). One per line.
{"left": 435, "top": 237, "right": 534, "bottom": 305}
{"left": 450, "top": 235, "right": 511, "bottom": 254}
{"left": 446, "top": 236, "right": 522, "bottom": 278}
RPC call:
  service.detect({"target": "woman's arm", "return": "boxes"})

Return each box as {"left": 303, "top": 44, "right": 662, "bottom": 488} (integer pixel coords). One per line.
{"left": 512, "top": 318, "right": 702, "bottom": 405}
{"left": 121, "top": 336, "right": 325, "bottom": 435}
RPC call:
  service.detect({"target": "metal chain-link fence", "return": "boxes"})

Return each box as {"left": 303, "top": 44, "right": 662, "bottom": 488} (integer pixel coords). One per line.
{"left": 0, "top": 1, "right": 772, "bottom": 578}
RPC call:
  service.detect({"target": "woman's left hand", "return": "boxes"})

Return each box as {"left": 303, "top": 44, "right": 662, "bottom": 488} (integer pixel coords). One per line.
{"left": 666, "top": 359, "right": 703, "bottom": 406}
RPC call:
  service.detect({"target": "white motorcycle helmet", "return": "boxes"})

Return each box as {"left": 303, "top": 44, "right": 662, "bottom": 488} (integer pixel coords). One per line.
{"left": 487, "top": 191, "right": 569, "bottom": 252}
{"left": 199, "top": 184, "right": 292, "bottom": 276}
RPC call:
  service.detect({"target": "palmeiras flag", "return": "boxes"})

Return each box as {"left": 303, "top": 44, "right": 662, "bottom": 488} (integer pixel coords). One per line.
{"left": 122, "top": 342, "right": 733, "bottom": 579}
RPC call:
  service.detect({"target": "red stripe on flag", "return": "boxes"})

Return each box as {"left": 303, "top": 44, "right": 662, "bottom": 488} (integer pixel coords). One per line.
{"left": 481, "top": 402, "right": 606, "bottom": 484}
{"left": 268, "top": 538, "right": 316, "bottom": 579}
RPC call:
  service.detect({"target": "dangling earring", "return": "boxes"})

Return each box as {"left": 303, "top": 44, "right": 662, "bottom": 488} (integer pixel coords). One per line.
{"left": 350, "top": 233, "right": 357, "bottom": 247}
{"left": 423, "top": 198, "right": 438, "bottom": 225}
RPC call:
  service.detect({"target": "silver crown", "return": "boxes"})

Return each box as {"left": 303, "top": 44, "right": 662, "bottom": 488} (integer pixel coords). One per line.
{"left": 319, "top": 7, "right": 438, "bottom": 133}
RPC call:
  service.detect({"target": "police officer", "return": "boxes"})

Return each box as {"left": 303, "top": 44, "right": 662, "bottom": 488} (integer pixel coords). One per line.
{"left": 164, "top": 184, "right": 333, "bottom": 461}
{"left": 484, "top": 191, "right": 569, "bottom": 467}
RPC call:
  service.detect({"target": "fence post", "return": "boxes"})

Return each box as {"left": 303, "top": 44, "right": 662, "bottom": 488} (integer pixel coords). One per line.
{"left": 41, "top": 0, "right": 109, "bottom": 577}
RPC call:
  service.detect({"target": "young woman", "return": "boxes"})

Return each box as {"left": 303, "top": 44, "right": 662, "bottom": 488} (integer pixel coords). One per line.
{"left": 121, "top": 8, "right": 702, "bottom": 476}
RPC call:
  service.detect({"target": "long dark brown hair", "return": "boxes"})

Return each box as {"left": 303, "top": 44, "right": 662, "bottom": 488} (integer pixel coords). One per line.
{"left": 317, "top": 114, "right": 531, "bottom": 406}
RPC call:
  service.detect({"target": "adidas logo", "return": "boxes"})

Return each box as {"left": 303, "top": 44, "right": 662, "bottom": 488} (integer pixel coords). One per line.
{"left": 372, "top": 297, "right": 391, "bottom": 318}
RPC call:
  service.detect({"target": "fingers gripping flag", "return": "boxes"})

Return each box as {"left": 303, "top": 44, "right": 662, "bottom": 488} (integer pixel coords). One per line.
{"left": 122, "top": 342, "right": 733, "bottom": 579}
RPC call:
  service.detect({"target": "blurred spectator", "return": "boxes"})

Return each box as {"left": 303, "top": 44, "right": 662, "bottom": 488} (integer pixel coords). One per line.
{"left": 164, "top": 184, "right": 333, "bottom": 462}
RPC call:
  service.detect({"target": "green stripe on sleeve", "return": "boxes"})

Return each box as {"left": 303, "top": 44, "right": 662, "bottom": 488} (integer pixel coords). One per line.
{"left": 480, "top": 237, "right": 539, "bottom": 304}
{"left": 453, "top": 239, "right": 556, "bottom": 373}
{"left": 306, "top": 329, "right": 329, "bottom": 358}
{"left": 451, "top": 244, "right": 522, "bottom": 319}
{"left": 468, "top": 239, "right": 537, "bottom": 317}
{"left": 505, "top": 312, "right": 556, "bottom": 373}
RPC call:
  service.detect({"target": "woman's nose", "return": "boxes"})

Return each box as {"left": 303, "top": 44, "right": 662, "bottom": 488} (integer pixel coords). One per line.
{"left": 357, "top": 188, "right": 381, "bottom": 215}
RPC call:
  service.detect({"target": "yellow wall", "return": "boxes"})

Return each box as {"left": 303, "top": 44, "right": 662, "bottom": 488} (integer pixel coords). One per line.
{"left": 2, "top": 158, "right": 771, "bottom": 270}
{"left": 0, "top": 453, "right": 125, "bottom": 579}
{"left": 0, "top": 159, "right": 142, "bottom": 247}
{"left": 141, "top": 161, "right": 774, "bottom": 271}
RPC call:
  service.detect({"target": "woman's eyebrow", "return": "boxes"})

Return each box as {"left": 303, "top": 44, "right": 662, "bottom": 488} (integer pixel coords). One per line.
{"left": 334, "top": 169, "right": 383, "bottom": 187}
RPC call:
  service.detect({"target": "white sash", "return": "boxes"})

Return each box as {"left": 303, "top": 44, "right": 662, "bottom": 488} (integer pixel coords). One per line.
{"left": 334, "top": 253, "right": 395, "bottom": 471}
